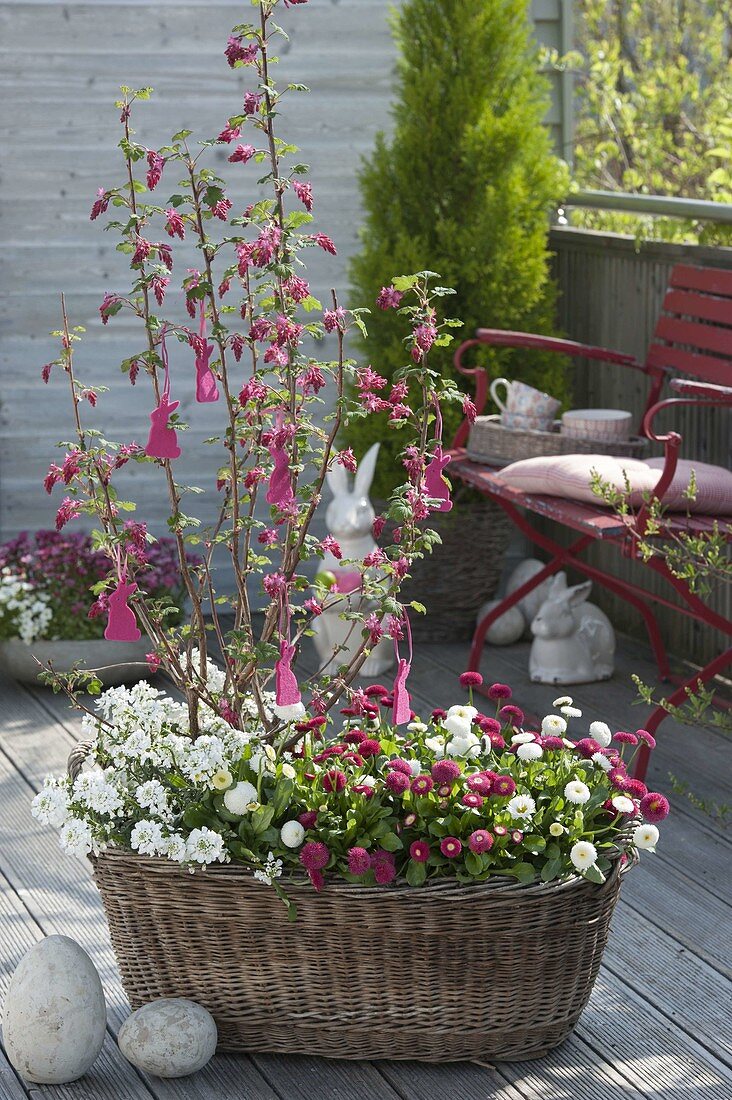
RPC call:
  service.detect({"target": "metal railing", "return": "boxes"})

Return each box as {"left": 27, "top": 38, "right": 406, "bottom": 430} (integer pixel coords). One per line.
{"left": 561, "top": 188, "right": 732, "bottom": 225}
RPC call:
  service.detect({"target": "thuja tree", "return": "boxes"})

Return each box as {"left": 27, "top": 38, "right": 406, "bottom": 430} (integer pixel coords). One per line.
{"left": 569, "top": 0, "right": 732, "bottom": 245}
{"left": 345, "top": 0, "right": 569, "bottom": 496}
{"left": 41, "top": 0, "right": 463, "bottom": 737}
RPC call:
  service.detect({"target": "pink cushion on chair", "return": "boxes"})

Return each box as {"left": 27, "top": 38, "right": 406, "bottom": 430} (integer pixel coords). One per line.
{"left": 495, "top": 454, "right": 732, "bottom": 514}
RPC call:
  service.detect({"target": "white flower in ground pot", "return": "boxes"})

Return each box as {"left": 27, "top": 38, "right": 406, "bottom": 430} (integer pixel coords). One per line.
{"left": 511, "top": 731, "right": 536, "bottom": 745}
{"left": 633, "top": 824, "right": 659, "bottom": 851}
{"left": 446, "top": 731, "right": 481, "bottom": 758}
{"left": 443, "top": 704, "right": 477, "bottom": 739}
{"left": 570, "top": 841, "right": 597, "bottom": 871}
{"left": 589, "top": 721, "right": 612, "bottom": 748}
{"left": 541, "top": 714, "right": 567, "bottom": 737}
{"left": 591, "top": 751, "right": 612, "bottom": 772}
{"left": 564, "top": 780, "right": 591, "bottom": 805}
{"left": 517, "top": 742, "right": 543, "bottom": 762}
{"left": 611, "top": 795, "right": 636, "bottom": 815}
{"left": 507, "top": 794, "right": 536, "bottom": 820}
{"left": 223, "top": 781, "right": 259, "bottom": 815}
{"left": 280, "top": 820, "right": 305, "bottom": 848}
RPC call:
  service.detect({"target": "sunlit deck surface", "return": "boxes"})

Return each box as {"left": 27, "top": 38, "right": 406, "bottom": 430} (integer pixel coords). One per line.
{"left": 0, "top": 634, "right": 730, "bottom": 1099}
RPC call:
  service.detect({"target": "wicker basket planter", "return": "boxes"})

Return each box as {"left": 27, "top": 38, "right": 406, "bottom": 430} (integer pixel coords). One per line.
{"left": 92, "top": 848, "right": 626, "bottom": 1063}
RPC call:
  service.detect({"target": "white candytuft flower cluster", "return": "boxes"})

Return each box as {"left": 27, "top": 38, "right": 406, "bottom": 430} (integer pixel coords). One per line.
{"left": 0, "top": 570, "right": 53, "bottom": 643}
{"left": 31, "top": 679, "right": 271, "bottom": 864}
{"left": 253, "top": 852, "right": 284, "bottom": 884}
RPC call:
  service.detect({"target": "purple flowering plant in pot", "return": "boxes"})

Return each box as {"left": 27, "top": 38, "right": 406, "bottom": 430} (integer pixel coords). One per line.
{"left": 29, "top": 0, "right": 668, "bottom": 1064}
{"left": 0, "top": 529, "right": 191, "bottom": 685}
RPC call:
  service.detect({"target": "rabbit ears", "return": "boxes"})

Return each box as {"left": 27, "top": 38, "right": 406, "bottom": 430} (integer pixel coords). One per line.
{"left": 326, "top": 442, "right": 380, "bottom": 498}
{"left": 548, "top": 572, "right": 592, "bottom": 607}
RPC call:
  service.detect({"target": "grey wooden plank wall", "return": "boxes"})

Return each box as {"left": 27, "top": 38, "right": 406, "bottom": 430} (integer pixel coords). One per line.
{"left": 0, "top": 0, "right": 396, "bottom": 551}
{"left": 0, "top": 0, "right": 566, "bottom": 556}
{"left": 548, "top": 226, "right": 732, "bottom": 665}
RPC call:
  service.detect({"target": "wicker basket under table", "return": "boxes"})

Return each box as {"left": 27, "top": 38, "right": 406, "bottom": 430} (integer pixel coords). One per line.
{"left": 92, "top": 848, "right": 626, "bottom": 1063}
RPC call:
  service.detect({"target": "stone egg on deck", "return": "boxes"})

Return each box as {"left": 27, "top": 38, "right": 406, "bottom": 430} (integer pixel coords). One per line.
{"left": 476, "top": 598, "right": 525, "bottom": 646}
{"left": 505, "top": 559, "right": 554, "bottom": 629}
{"left": 118, "top": 998, "right": 217, "bottom": 1078}
{"left": 2, "top": 935, "right": 106, "bottom": 1084}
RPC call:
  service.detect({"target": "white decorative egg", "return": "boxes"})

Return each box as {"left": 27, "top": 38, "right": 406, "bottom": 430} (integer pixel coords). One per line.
{"left": 3, "top": 935, "right": 106, "bottom": 1084}
{"left": 505, "top": 559, "right": 554, "bottom": 627}
{"left": 118, "top": 998, "right": 217, "bottom": 1078}
{"left": 476, "top": 599, "right": 525, "bottom": 646}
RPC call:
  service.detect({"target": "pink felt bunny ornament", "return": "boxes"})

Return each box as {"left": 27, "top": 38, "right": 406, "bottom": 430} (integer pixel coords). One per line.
{"left": 423, "top": 401, "right": 452, "bottom": 512}
{"left": 145, "top": 329, "right": 181, "bottom": 459}
{"left": 265, "top": 411, "right": 295, "bottom": 512}
{"left": 104, "top": 576, "right": 141, "bottom": 642}
{"left": 192, "top": 302, "right": 219, "bottom": 403}
{"left": 391, "top": 616, "right": 413, "bottom": 725}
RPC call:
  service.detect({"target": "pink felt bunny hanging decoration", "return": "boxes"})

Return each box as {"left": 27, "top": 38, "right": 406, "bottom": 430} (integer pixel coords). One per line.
{"left": 266, "top": 410, "right": 295, "bottom": 513}
{"left": 104, "top": 551, "right": 141, "bottom": 642}
{"left": 192, "top": 301, "right": 219, "bottom": 403}
{"left": 145, "top": 328, "right": 181, "bottom": 460}
{"left": 423, "top": 399, "right": 452, "bottom": 512}
{"left": 391, "top": 614, "right": 413, "bottom": 725}
{"left": 274, "top": 596, "right": 302, "bottom": 710}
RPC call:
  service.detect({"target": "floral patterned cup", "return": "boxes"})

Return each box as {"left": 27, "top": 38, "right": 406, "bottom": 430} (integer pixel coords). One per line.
{"left": 490, "top": 377, "right": 561, "bottom": 432}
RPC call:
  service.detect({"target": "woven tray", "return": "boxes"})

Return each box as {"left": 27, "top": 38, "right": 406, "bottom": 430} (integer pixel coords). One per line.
{"left": 90, "top": 847, "right": 626, "bottom": 1062}
{"left": 467, "top": 415, "right": 648, "bottom": 467}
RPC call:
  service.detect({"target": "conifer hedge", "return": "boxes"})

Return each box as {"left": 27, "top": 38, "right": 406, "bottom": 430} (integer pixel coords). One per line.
{"left": 345, "top": 0, "right": 570, "bottom": 496}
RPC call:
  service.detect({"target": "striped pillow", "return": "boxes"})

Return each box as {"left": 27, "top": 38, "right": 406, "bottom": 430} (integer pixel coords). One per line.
{"left": 496, "top": 454, "right": 732, "bottom": 514}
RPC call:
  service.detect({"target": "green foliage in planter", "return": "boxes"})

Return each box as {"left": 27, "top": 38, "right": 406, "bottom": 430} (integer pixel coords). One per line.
{"left": 344, "top": 0, "right": 570, "bottom": 497}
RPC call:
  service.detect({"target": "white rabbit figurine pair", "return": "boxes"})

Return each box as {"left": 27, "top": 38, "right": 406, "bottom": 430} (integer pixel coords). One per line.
{"left": 311, "top": 442, "right": 394, "bottom": 677}
{"left": 529, "top": 572, "right": 615, "bottom": 684}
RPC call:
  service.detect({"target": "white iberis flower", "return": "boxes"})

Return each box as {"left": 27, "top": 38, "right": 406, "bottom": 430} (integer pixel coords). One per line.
{"left": 254, "top": 852, "right": 283, "bottom": 885}
{"left": 59, "top": 818, "right": 94, "bottom": 859}
{"left": 185, "top": 827, "right": 227, "bottom": 865}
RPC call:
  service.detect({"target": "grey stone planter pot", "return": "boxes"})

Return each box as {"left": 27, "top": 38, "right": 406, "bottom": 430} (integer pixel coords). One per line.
{"left": 0, "top": 638, "right": 152, "bottom": 687}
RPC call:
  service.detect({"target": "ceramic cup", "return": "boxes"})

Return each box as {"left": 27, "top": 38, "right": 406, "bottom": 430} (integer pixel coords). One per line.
{"left": 490, "top": 378, "right": 561, "bottom": 429}
{"left": 501, "top": 410, "right": 556, "bottom": 433}
{"left": 561, "top": 408, "right": 632, "bottom": 442}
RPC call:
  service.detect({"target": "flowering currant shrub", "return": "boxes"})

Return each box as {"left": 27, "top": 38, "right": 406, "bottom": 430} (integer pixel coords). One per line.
{"left": 39, "top": 0, "right": 463, "bottom": 730}
{"left": 33, "top": 675, "right": 667, "bottom": 911}
{"left": 0, "top": 531, "right": 190, "bottom": 644}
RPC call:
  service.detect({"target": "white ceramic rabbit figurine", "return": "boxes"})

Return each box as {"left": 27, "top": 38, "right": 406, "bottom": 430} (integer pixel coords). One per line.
{"left": 312, "top": 442, "right": 394, "bottom": 677}
{"left": 529, "top": 573, "right": 615, "bottom": 684}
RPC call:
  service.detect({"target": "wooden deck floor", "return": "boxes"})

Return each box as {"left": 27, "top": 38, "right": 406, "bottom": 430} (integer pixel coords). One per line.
{"left": 0, "top": 635, "right": 730, "bottom": 1099}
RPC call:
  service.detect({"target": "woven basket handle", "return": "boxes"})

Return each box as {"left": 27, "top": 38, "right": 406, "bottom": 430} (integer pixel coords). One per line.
{"left": 67, "top": 739, "right": 96, "bottom": 783}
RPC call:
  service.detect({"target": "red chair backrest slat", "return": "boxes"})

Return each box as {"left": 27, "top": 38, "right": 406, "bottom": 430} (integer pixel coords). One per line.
{"left": 647, "top": 263, "right": 732, "bottom": 384}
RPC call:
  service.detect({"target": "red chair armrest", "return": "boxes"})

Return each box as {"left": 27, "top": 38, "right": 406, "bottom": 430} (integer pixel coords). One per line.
{"left": 669, "top": 378, "right": 732, "bottom": 402}
{"left": 636, "top": 388, "right": 732, "bottom": 531}
{"left": 474, "top": 328, "right": 645, "bottom": 370}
